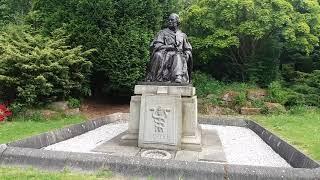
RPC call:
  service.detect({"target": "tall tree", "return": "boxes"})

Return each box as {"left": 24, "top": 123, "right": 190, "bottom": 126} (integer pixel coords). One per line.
{"left": 182, "top": 0, "right": 320, "bottom": 85}
{"left": 28, "top": 0, "right": 175, "bottom": 95}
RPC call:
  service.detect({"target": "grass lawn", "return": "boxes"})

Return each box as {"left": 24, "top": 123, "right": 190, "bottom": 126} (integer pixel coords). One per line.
{"left": 0, "top": 111, "right": 125, "bottom": 179}
{"left": 0, "top": 113, "right": 85, "bottom": 144}
{"left": 0, "top": 167, "right": 114, "bottom": 180}
{"left": 252, "top": 107, "right": 320, "bottom": 161}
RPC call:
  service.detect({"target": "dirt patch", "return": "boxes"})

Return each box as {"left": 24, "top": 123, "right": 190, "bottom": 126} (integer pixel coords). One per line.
{"left": 80, "top": 97, "right": 130, "bottom": 120}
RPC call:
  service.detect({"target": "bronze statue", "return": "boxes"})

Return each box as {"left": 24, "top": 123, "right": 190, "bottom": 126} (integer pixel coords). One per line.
{"left": 146, "top": 13, "right": 193, "bottom": 83}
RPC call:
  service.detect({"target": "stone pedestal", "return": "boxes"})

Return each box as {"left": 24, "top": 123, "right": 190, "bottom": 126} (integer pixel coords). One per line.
{"left": 121, "top": 84, "right": 202, "bottom": 151}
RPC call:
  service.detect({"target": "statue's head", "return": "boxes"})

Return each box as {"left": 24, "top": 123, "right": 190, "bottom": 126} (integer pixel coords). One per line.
{"left": 167, "top": 13, "right": 180, "bottom": 29}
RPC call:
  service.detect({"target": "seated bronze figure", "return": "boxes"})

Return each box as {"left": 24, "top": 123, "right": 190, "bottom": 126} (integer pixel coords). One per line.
{"left": 146, "top": 13, "right": 193, "bottom": 83}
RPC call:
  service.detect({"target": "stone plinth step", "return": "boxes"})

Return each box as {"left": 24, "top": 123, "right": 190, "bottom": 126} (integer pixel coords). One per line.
{"left": 134, "top": 85, "right": 195, "bottom": 96}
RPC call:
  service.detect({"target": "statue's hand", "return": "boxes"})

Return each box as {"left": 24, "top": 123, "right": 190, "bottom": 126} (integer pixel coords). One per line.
{"left": 162, "top": 45, "right": 176, "bottom": 51}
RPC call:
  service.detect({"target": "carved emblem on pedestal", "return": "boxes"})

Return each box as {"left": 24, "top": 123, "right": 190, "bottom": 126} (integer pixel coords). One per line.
{"left": 150, "top": 106, "right": 171, "bottom": 133}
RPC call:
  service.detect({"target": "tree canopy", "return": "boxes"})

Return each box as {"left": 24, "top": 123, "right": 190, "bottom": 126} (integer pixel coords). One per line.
{"left": 181, "top": 0, "right": 320, "bottom": 84}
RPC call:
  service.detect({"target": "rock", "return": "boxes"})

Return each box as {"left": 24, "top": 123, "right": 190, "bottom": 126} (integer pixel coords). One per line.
{"left": 240, "top": 107, "right": 262, "bottom": 115}
{"left": 221, "top": 91, "right": 239, "bottom": 102}
{"left": 247, "top": 89, "right": 267, "bottom": 101}
{"left": 48, "top": 101, "right": 68, "bottom": 111}
{"left": 265, "top": 102, "right": 286, "bottom": 113}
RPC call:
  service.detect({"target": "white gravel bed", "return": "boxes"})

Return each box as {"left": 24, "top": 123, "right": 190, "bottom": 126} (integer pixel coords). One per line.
{"left": 44, "top": 122, "right": 291, "bottom": 167}
{"left": 201, "top": 124, "right": 291, "bottom": 167}
{"left": 44, "top": 123, "right": 128, "bottom": 153}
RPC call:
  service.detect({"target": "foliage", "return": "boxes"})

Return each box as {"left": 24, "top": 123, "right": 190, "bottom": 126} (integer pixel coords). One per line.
{"left": 181, "top": 0, "right": 320, "bottom": 84}
{"left": 278, "top": 69, "right": 320, "bottom": 107}
{"left": 251, "top": 99, "right": 265, "bottom": 109}
{"left": 0, "top": 0, "right": 11, "bottom": 27}
{"left": 67, "top": 98, "right": 81, "bottom": 109}
{"left": 27, "top": 0, "right": 177, "bottom": 95}
{"left": 267, "top": 81, "right": 290, "bottom": 105}
{"left": 7, "top": 102, "right": 25, "bottom": 115}
{"left": 0, "top": 0, "right": 32, "bottom": 27}
{"left": 0, "top": 25, "right": 93, "bottom": 106}
{"left": 193, "top": 71, "right": 254, "bottom": 107}
{"left": 192, "top": 71, "right": 224, "bottom": 98}
{"left": 290, "top": 70, "right": 320, "bottom": 107}
{"left": 246, "top": 38, "right": 282, "bottom": 86}
{"left": 234, "top": 91, "right": 247, "bottom": 107}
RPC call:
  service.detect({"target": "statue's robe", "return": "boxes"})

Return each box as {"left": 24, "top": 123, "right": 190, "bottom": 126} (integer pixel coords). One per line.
{"left": 146, "top": 28, "right": 192, "bottom": 83}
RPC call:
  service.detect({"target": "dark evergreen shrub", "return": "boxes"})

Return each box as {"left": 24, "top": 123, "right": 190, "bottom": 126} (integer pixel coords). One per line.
{"left": 28, "top": 0, "right": 175, "bottom": 95}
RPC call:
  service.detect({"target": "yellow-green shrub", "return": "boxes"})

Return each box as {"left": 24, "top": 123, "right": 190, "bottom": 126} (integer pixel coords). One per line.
{"left": 0, "top": 25, "right": 93, "bottom": 106}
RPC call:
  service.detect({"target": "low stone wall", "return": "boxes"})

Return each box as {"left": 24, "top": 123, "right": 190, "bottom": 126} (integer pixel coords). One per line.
{"left": 0, "top": 114, "right": 319, "bottom": 179}
{"left": 246, "top": 120, "right": 319, "bottom": 169}
{"left": 7, "top": 113, "right": 128, "bottom": 149}
{"left": 199, "top": 116, "right": 248, "bottom": 127}
{"left": 200, "top": 116, "right": 319, "bottom": 169}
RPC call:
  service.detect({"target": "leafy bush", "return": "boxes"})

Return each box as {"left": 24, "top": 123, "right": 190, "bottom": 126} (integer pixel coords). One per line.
{"left": 234, "top": 92, "right": 247, "bottom": 107}
{"left": 0, "top": 25, "right": 93, "bottom": 106}
{"left": 267, "top": 81, "right": 290, "bottom": 105}
{"left": 193, "top": 71, "right": 256, "bottom": 108}
{"left": 7, "top": 102, "right": 25, "bottom": 115}
{"left": 67, "top": 98, "right": 81, "bottom": 109}
{"left": 285, "top": 92, "right": 306, "bottom": 107}
{"left": 192, "top": 71, "right": 225, "bottom": 98}
{"left": 0, "top": 0, "right": 32, "bottom": 28}
{"left": 251, "top": 99, "right": 265, "bottom": 109}
{"left": 290, "top": 70, "right": 320, "bottom": 107}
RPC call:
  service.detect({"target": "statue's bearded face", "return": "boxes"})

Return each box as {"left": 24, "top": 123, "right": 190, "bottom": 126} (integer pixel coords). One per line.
{"left": 168, "top": 15, "right": 178, "bottom": 29}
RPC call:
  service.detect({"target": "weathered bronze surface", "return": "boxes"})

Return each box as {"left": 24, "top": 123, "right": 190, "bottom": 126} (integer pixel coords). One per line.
{"left": 146, "top": 13, "right": 193, "bottom": 83}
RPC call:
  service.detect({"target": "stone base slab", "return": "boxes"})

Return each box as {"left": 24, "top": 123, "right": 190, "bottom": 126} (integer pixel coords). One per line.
{"left": 93, "top": 132, "right": 140, "bottom": 156}
{"left": 134, "top": 85, "right": 195, "bottom": 96}
{"left": 96, "top": 127, "right": 225, "bottom": 163}
{"left": 181, "top": 126, "right": 202, "bottom": 151}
